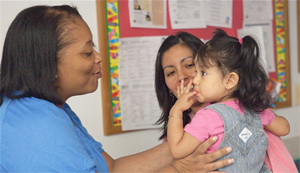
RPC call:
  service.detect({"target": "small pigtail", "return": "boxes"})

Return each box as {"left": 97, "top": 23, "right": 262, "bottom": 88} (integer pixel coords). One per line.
{"left": 236, "top": 35, "right": 270, "bottom": 112}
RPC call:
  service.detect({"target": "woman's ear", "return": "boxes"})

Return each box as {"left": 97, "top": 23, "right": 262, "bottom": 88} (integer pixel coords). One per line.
{"left": 224, "top": 72, "right": 239, "bottom": 90}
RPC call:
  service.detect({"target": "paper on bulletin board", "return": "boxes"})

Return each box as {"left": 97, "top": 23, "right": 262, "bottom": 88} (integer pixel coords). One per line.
{"left": 168, "top": 0, "right": 206, "bottom": 29}
{"left": 243, "top": 21, "right": 276, "bottom": 72}
{"left": 243, "top": 0, "right": 273, "bottom": 25}
{"left": 128, "top": 0, "right": 167, "bottom": 29}
{"left": 118, "top": 36, "right": 166, "bottom": 131}
{"left": 204, "top": 0, "right": 233, "bottom": 28}
{"left": 237, "top": 26, "right": 269, "bottom": 75}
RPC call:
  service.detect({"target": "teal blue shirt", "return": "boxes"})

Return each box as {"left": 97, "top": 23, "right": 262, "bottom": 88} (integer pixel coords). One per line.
{"left": 0, "top": 96, "right": 109, "bottom": 172}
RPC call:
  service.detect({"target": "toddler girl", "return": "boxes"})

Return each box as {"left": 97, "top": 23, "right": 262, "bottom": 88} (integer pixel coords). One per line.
{"left": 168, "top": 29, "right": 290, "bottom": 172}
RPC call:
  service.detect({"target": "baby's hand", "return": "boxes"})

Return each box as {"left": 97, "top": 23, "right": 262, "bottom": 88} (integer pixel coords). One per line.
{"left": 172, "top": 80, "right": 197, "bottom": 113}
{"left": 177, "top": 79, "right": 194, "bottom": 98}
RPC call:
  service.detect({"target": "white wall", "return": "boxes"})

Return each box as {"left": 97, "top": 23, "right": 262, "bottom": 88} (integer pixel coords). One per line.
{"left": 1, "top": 0, "right": 299, "bottom": 159}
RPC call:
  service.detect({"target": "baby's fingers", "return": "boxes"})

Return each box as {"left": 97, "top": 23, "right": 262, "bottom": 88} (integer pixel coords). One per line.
{"left": 177, "top": 80, "right": 185, "bottom": 97}
{"left": 180, "top": 80, "right": 185, "bottom": 94}
{"left": 176, "top": 86, "right": 180, "bottom": 98}
{"left": 184, "top": 79, "right": 193, "bottom": 94}
{"left": 186, "top": 91, "right": 197, "bottom": 98}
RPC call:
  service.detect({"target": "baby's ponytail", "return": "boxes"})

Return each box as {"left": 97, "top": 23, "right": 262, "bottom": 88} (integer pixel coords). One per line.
{"left": 236, "top": 36, "right": 270, "bottom": 112}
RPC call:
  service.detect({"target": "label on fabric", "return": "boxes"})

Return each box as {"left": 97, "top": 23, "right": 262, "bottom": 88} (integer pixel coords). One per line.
{"left": 239, "top": 127, "right": 252, "bottom": 143}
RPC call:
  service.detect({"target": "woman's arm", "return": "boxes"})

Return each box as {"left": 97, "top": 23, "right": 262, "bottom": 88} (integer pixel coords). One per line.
{"left": 264, "top": 114, "right": 290, "bottom": 136}
{"left": 103, "top": 137, "right": 233, "bottom": 173}
{"left": 103, "top": 142, "right": 172, "bottom": 173}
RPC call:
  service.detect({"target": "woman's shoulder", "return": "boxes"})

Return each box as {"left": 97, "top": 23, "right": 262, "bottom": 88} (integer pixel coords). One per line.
{"left": 1, "top": 96, "right": 77, "bottom": 149}
{"left": 7, "top": 96, "right": 64, "bottom": 113}
{"left": 1, "top": 96, "right": 97, "bottom": 172}
{"left": 2, "top": 96, "right": 72, "bottom": 129}
{"left": 3, "top": 96, "right": 55, "bottom": 109}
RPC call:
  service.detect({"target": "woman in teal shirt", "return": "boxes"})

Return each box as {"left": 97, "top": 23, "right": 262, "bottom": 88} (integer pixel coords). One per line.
{"left": 0, "top": 5, "right": 232, "bottom": 172}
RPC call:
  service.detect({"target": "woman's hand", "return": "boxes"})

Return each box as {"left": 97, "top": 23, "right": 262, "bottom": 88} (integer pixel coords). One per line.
{"left": 170, "top": 136, "right": 233, "bottom": 173}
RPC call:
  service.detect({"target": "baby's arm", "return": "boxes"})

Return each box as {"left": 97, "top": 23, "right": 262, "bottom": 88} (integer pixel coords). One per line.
{"left": 264, "top": 113, "right": 290, "bottom": 136}
{"left": 167, "top": 80, "right": 201, "bottom": 159}
{"left": 168, "top": 106, "right": 202, "bottom": 159}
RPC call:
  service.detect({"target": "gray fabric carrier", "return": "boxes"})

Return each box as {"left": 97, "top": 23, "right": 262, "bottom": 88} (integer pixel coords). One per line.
{"left": 204, "top": 103, "right": 271, "bottom": 173}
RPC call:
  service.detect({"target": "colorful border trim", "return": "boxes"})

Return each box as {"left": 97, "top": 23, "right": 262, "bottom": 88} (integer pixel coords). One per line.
{"left": 106, "top": 0, "right": 121, "bottom": 126}
{"left": 274, "top": 0, "right": 287, "bottom": 102}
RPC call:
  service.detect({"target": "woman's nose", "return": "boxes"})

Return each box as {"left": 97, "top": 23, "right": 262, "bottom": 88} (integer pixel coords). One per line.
{"left": 178, "top": 74, "right": 189, "bottom": 83}
{"left": 94, "top": 50, "right": 102, "bottom": 64}
{"left": 178, "top": 70, "right": 189, "bottom": 82}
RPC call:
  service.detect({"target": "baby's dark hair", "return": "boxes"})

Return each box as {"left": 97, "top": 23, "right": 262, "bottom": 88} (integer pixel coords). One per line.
{"left": 196, "top": 29, "right": 270, "bottom": 112}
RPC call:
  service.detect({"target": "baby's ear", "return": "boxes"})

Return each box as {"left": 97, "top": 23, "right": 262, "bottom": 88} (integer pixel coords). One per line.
{"left": 224, "top": 72, "right": 239, "bottom": 90}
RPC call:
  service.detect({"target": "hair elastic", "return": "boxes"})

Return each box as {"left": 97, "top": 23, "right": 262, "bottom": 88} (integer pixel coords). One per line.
{"left": 239, "top": 37, "right": 243, "bottom": 44}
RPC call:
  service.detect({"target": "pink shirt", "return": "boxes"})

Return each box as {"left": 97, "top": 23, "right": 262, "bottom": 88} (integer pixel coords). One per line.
{"left": 184, "top": 100, "right": 275, "bottom": 153}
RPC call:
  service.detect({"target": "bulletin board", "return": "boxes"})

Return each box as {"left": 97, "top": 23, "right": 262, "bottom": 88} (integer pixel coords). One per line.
{"left": 96, "top": 0, "right": 291, "bottom": 135}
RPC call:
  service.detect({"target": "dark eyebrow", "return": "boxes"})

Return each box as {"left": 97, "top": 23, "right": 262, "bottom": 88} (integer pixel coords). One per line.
{"left": 163, "top": 56, "right": 193, "bottom": 70}
{"left": 180, "top": 56, "right": 193, "bottom": 63}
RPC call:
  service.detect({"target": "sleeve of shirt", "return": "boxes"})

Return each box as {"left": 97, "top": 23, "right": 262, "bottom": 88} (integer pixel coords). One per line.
{"left": 2, "top": 99, "right": 96, "bottom": 172}
{"left": 184, "top": 109, "right": 222, "bottom": 142}
{"left": 259, "top": 109, "right": 275, "bottom": 127}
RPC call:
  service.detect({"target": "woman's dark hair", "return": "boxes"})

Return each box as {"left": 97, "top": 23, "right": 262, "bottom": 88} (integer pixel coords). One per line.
{"left": 196, "top": 29, "right": 270, "bottom": 112}
{"left": 0, "top": 5, "right": 82, "bottom": 105}
{"left": 155, "top": 31, "right": 204, "bottom": 140}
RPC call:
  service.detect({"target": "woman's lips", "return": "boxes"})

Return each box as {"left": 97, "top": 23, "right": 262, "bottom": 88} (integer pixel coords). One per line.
{"left": 94, "top": 71, "right": 102, "bottom": 78}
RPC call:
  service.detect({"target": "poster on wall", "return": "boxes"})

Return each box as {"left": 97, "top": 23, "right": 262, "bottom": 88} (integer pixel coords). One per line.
{"left": 205, "top": 0, "right": 233, "bottom": 28}
{"left": 118, "top": 36, "right": 165, "bottom": 131}
{"left": 168, "top": 0, "right": 206, "bottom": 29}
{"left": 128, "top": 0, "right": 167, "bottom": 29}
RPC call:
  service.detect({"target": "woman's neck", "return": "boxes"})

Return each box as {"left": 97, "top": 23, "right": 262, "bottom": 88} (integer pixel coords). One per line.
{"left": 56, "top": 104, "right": 64, "bottom": 108}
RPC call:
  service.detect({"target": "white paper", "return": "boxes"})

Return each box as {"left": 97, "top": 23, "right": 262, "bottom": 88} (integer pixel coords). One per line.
{"left": 119, "top": 36, "right": 166, "bottom": 131}
{"left": 243, "top": 0, "right": 273, "bottom": 25}
{"left": 237, "top": 26, "right": 269, "bottom": 76}
{"left": 168, "top": 0, "right": 206, "bottom": 29}
{"left": 128, "top": 0, "right": 167, "bottom": 29}
{"left": 243, "top": 21, "right": 276, "bottom": 72}
{"left": 205, "top": 0, "right": 233, "bottom": 28}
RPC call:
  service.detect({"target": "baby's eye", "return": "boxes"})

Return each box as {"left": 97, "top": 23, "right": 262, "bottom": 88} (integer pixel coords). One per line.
{"left": 201, "top": 71, "right": 206, "bottom": 76}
